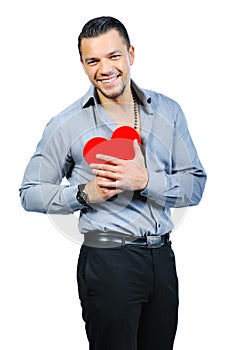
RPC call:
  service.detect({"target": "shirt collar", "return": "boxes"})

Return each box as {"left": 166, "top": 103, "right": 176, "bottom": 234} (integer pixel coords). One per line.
{"left": 81, "top": 80, "right": 152, "bottom": 110}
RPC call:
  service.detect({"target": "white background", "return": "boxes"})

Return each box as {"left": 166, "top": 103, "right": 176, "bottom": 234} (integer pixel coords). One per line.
{"left": 1, "top": 0, "right": 232, "bottom": 349}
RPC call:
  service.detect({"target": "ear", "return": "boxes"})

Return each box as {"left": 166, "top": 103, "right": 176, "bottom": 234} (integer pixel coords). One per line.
{"left": 129, "top": 45, "right": 135, "bottom": 65}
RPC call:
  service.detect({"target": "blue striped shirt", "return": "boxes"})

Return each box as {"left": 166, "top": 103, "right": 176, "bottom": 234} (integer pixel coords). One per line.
{"left": 19, "top": 81, "right": 206, "bottom": 237}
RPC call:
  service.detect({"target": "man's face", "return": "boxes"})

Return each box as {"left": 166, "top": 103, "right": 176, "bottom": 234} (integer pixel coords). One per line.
{"left": 80, "top": 29, "right": 135, "bottom": 100}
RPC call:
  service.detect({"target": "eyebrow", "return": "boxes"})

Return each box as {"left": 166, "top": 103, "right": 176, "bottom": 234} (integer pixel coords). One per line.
{"left": 108, "top": 50, "right": 123, "bottom": 56}
{"left": 84, "top": 50, "right": 123, "bottom": 63}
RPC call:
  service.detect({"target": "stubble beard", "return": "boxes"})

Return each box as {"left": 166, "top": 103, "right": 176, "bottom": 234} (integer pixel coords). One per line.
{"left": 95, "top": 76, "right": 129, "bottom": 100}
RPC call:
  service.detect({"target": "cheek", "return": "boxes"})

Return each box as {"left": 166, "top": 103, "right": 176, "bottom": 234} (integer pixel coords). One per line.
{"left": 121, "top": 60, "right": 131, "bottom": 76}
{"left": 124, "top": 55, "right": 133, "bottom": 69}
{"left": 84, "top": 67, "right": 96, "bottom": 81}
{"left": 82, "top": 62, "right": 95, "bottom": 77}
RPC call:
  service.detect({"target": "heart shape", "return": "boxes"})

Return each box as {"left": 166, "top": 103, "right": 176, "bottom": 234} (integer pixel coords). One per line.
{"left": 83, "top": 126, "right": 141, "bottom": 164}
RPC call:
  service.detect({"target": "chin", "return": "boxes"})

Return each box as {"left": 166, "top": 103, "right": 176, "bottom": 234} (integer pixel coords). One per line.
{"left": 100, "top": 86, "right": 126, "bottom": 100}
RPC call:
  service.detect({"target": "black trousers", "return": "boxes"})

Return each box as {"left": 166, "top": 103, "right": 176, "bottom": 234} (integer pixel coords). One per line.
{"left": 77, "top": 242, "right": 179, "bottom": 350}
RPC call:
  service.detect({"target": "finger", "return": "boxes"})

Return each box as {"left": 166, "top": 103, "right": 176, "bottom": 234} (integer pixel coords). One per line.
{"left": 96, "top": 175, "right": 112, "bottom": 183}
{"left": 97, "top": 179, "right": 120, "bottom": 188}
{"left": 104, "top": 188, "right": 123, "bottom": 197}
{"left": 92, "top": 168, "right": 118, "bottom": 179}
{"left": 133, "top": 139, "right": 141, "bottom": 156}
{"left": 90, "top": 163, "right": 118, "bottom": 172}
{"left": 95, "top": 154, "right": 123, "bottom": 165}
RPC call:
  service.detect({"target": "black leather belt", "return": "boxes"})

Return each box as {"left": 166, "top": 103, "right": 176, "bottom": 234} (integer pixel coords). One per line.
{"left": 84, "top": 232, "right": 170, "bottom": 248}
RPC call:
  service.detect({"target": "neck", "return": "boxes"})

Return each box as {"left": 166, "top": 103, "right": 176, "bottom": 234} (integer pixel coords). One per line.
{"left": 96, "top": 83, "right": 140, "bottom": 131}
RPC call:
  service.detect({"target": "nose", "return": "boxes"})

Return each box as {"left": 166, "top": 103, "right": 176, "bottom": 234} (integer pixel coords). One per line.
{"left": 98, "top": 58, "right": 113, "bottom": 75}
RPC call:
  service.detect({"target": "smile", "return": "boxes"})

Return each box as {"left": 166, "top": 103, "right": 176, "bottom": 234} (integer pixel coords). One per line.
{"left": 98, "top": 75, "right": 119, "bottom": 84}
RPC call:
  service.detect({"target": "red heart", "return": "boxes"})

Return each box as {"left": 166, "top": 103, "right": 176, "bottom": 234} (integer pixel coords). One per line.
{"left": 83, "top": 126, "right": 141, "bottom": 164}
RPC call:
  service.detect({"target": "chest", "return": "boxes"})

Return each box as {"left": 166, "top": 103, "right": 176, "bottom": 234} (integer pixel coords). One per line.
{"left": 69, "top": 108, "right": 174, "bottom": 179}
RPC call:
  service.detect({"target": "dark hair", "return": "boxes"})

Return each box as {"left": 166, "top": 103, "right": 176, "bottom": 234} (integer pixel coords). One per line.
{"left": 78, "top": 16, "right": 131, "bottom": 58}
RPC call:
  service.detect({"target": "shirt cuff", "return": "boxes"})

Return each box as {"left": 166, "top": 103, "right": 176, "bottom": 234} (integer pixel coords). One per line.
{"left": 63, "top": 185, "right": 86, "bottom": 212}
{"left": 140, "top": 171, "right": 182, "bottom": 207}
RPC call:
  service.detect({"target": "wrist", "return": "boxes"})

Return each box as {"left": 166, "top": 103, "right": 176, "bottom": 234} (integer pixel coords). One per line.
{"left": 76, "top": 184, "right": 89, "bottom": 207}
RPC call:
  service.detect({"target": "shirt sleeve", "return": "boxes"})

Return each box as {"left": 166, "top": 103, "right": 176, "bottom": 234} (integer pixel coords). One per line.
{"left": 19, "top": 117, "right": 84, "bottom": 214}
{"left": 141, "top": 105, "right": 207, "bottom": 208}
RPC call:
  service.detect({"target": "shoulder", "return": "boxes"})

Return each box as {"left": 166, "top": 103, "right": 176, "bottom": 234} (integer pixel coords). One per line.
{"left": 134, "top": 81, "right": 182, "bottom": 118}
{"left": 47, "top": 98, "right": 83, "bottom": 127}
{"left": 45, "top": 85, "right": 96, "bottom": 130}
{"left": 43, "top": 94, "right": 93, "bottom": 136}
{"left": 141, "top": 87, "right": 185, "bottom": 126}
{"left": 144, "top": 88, "right": 181, "bottom": 112}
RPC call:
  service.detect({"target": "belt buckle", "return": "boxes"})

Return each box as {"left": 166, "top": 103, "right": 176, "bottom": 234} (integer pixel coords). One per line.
{"left": 146, "top": 235, "right": 161, "bottom": 248}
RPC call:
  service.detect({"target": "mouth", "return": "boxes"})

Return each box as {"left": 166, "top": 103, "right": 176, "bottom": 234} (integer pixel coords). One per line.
{"left": 97, "top": 75, "right": 120, "bottom": 85}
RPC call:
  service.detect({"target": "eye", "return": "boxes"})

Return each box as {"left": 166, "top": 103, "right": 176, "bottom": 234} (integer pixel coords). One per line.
{"left": 86, "top": 59, "right": 98, "bottom": 66}
{"left": 110, "top": 54, "right": 121, "bottom": 60}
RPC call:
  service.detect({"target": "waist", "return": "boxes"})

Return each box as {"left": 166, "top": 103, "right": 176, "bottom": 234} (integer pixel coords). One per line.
{"left": 83, "top": 232, "right": 170, "bottom": 248}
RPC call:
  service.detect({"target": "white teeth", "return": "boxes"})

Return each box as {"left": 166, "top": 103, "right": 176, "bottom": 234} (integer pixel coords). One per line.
{"left": 101, "top": 76, "right": 117, "bottom": 83}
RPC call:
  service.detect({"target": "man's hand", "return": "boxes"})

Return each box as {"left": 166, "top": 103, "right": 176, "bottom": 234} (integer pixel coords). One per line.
{"left": 89, "top": 140, "right": 149, "bottom": 192}
{"left": 84, "top": 176, "right": 123, "bottom": 204}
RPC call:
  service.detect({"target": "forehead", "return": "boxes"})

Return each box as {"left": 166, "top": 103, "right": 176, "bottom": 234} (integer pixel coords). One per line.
{"left": 81, "top": 29, "right": 128, "bottom": 59}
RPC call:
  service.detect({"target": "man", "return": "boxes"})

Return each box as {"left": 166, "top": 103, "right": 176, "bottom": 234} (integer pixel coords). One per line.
{"left": 20, "top": 16, "right": 207, "bottom": 350}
